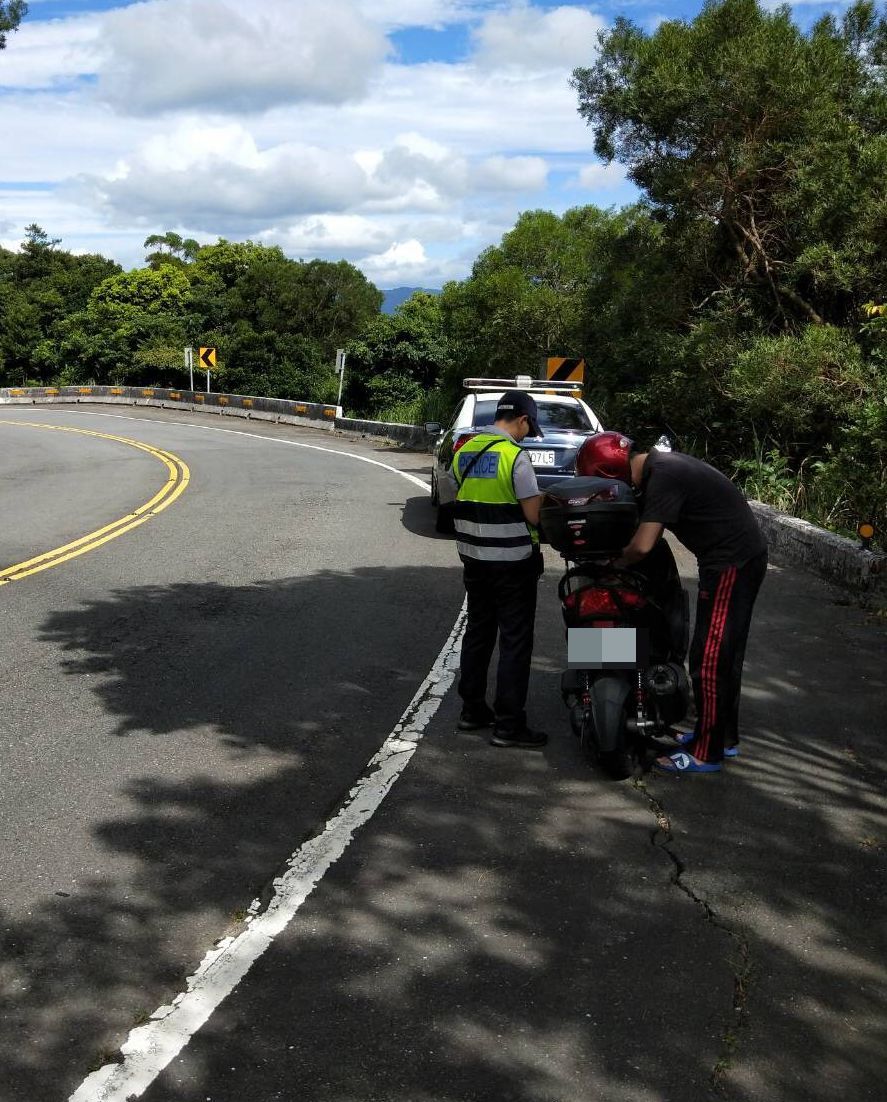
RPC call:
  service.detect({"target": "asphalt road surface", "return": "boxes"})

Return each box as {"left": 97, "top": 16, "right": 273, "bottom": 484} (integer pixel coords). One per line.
{"left": 0, "top": 406, "right": 884, "bottom": 1102}
{"left": 0, "top": 407, "right": 464, "bottom": 1100}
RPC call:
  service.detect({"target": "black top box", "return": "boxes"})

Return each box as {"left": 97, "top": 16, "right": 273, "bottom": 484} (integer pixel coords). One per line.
{"left": 540, "top": 476, "right": 638, "bottom": 558}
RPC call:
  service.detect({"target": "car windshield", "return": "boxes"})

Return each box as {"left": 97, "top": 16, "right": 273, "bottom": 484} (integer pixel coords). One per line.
{"left": 472, "top": 398, "right": 591, "bottom": 432}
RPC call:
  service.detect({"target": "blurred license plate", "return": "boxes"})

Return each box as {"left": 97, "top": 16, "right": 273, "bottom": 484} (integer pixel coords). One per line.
{"left": 567, "top": 627, "right": 639, "bottom": 669}
{"left": 527, "top": 450, "right": 555, "bottom": 467}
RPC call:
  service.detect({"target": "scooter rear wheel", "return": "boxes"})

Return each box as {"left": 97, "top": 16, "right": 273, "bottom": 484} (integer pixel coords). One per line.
{"left": 580, "top": 713, "right": 633, "bottom": 780}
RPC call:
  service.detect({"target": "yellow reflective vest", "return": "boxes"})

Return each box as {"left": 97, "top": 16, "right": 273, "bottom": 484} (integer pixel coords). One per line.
{"left": 452, "top": 433, "right": 539, "bottom": 563}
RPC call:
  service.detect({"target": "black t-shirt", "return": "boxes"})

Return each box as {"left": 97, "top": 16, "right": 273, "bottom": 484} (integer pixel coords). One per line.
{"left": 639, "top": 451, "right": 767, "bottom": 569}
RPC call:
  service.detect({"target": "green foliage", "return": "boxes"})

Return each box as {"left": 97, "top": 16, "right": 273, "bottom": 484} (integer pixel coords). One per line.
{"left": 568, "top": 0, "right": 887, "bottom": 540}
{"left": 344, "top": 291, "right": 451, "bottom": 417}
{"left": 0, "top": 227, "right": 122, "bottom": 385}
{"left": 0, "top": 230, "right": 383, "bottom": 392}
{"left": 144, "top": 231, "right": 201, "bottom": 269}
{"left": 572, "top": 0, "right": 887, "bottom": 330}
{"left": 727, "top": 327, "right": 869, "bottom": 449}
{"left": 733, "top": 447, "right": 799, "bottom": 513}
{"left": 0, "top": 1, "right": 27, "bottom": 50}
{"left": 439, "top": 208, "right": 597, "bottom": 382}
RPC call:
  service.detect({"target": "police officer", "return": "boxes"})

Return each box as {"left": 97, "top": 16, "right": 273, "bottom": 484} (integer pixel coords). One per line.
{"left": 445, "top": 390, "right": 546, "bottom": 749}
{"left": 578, "top": 432, "right": 768, "bottom": 774}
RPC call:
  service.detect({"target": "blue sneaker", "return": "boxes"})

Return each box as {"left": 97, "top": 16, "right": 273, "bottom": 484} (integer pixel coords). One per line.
{"left": 654, "top": 751, "right": 722, "bottom": 774}
{"left": 674, "top": 730, "right": 739, "bottom": 758}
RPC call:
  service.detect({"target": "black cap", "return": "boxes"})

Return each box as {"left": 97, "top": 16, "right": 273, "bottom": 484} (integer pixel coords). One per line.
{"left": 495, "top": 390, "right": 542, "bottom": 438}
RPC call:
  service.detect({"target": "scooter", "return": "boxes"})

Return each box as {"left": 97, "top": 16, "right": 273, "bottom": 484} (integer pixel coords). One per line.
{"left": 540, "top": 476, "right": 690, "bottom": 778}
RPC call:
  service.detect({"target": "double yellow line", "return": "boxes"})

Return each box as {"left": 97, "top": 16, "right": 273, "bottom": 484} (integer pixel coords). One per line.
{"left": 0, "top": 421, "right": 190, "bottom": 586}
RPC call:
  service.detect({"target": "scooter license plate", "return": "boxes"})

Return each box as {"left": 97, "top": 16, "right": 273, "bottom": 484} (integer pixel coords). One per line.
{"left": 567, "top": 627, "right": 643, "bottom": 669}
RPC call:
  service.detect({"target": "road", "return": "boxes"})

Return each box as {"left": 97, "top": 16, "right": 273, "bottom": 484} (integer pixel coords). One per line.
{"left": 0, "top": 406, "right": 885, "bottom": 1102}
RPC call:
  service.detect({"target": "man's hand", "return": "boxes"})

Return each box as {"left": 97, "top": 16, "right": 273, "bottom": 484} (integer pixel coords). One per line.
{"left": 614, "top": 521, "right": 664, "bottom": 567}
{"left": 520, "top": 494, "right": 543, "bottom": 527}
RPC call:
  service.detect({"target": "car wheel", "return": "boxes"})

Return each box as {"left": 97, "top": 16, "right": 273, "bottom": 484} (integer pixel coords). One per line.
{"left": 430, "top": 470, "right": 439, "bottom": 507}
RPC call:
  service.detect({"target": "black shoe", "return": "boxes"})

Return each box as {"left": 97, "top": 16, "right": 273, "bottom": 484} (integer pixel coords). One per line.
{"left": 489, "top": 727, "right": 547, "bottom": 749}
{"left": 457, "top": 707, "right": 495, "bottom": 731}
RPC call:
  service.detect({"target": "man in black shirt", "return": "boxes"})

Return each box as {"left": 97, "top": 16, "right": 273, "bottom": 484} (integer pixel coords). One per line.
{"left": 583, "top": 433, "right": 768, "bottom": 774}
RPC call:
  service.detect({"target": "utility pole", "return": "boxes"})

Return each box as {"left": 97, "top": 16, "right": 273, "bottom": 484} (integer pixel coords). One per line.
{"left": 335, "top": 348, "right": 347, "bottom": 417}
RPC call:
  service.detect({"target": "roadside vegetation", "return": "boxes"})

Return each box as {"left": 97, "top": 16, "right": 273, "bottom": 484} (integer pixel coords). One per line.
{"left": 1, "top": 0, "right": 884, "bottom": 541}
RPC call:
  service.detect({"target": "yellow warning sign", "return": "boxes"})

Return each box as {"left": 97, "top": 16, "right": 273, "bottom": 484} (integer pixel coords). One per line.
{"left": 546, "top": 357, "right": 585, "bottom": 385}
{"left": 199, "top": 347, "right": 217, "bottom": 370}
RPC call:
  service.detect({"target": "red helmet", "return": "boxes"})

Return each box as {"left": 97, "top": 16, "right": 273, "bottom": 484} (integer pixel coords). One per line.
{"left": 576, "top": 431, "right": 634, "bottom": 482}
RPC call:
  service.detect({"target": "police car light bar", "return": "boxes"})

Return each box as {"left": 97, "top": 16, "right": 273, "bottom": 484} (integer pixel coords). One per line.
{"left": 463, "top": 377, "right": 583, "bottom": 394}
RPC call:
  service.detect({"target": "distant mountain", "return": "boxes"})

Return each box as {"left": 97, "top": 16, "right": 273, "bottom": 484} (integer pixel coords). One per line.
{"left": 381, "top": 287, "right": 441, "bottom": 314}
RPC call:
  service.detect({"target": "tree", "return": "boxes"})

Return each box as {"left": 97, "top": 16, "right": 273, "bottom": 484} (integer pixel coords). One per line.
{"left": 571, "top": 0, "right": 887, "bottom": 330}
{"left": 0, "top": 229, "right": 121, "bottom": 385}
{"left": 345, "top": 291, "right": 451, "bottom": 418}
{"left": 185, "top": 241, "right": 381, "bottom": 401}
{"left": 17, "top": 224, "right": 62, "bottom": 280}
{"left": 144, "top": 231, "right": 202, "bottom": 269}
{"left": 292, "top": 259, "right": 383, "bottom": 348}
{"left": 49, "top": 267, "right": 191, "bottom": 384}
{"left": 567, "top": 0, "right": 887, "bottom": 535}
{"left": 0, "top": 1, "right": 26, "bottom": 50}
{"left": 439, "top": 208, "right": 603, "bottom": 385}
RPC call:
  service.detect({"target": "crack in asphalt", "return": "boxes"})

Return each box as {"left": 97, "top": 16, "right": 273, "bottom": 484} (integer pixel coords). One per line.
{"left": 631, "top": 777, "right": 753, "bottom": 1094}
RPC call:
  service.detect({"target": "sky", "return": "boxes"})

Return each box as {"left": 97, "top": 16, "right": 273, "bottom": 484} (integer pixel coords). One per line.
{"left": 0, "top": 0, "right": 860, "bottom": 287}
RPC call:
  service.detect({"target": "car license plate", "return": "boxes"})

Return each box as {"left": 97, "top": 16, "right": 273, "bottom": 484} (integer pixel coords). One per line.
{"left": 527, "top": 450, "right": 555, "bottom": 467}
{"left": 567, "top": 627, "right": 639, "bottom": 669}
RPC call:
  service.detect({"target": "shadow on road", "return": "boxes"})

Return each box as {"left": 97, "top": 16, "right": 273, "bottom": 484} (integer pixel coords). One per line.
{"left": 399, "top": 493, "right": 454, "bottom": 541}
{"left": 0, "top": 564, "right": 885, "bottom": 1101}
{"left": 2, "top": 564, "right": 462, "bottom": 1099}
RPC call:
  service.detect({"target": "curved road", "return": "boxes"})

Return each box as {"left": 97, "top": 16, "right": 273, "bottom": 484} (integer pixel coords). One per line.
{"left": 0, "top": 407, "right": 464, "bottom": 1099}
{"left": 1, "top": 405, "right": 885, "bottom": 1102}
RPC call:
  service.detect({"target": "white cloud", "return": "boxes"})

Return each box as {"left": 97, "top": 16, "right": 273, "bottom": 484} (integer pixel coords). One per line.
{"left": 577, "top": 162, "right": 626, "bottom": 190}
{"left": 70, "top": 123, "right": 548, "bottom": 235}
{"left": 1, "top": 1, "right": 632, "bottom": 287}
{"left": 475, "top": 155, "right": 547, "bottom": 191}
{"left": 96, "top": 0, "right": 390, "bottom": 115}
{"left": 0, "top": 13, "right": 102, "bottom": 89}
{"left": 311, "top": 60, "right": 592, "bottom": 159}
{"left": 760, "top": 1, "right": 853, "bottom": 8}
{"left": 364, "top": 239, "right": 428, "bottom": 268}
{"left": 471, "top": 3, "right": 605, "bottom": 72}
{"left": 72, "top": 124, "right": 369, "bottom": 232}
{"left": 367, "top": 137, "right": 470, "bottom": 208}
{"left": 357, "top": 0, "right": 488, "bottom": 29}
{"left": 359, "top": 238, "right": 442, "bottom": 285}
{"left": 268, "top": 211, "right": 486, "bottom": 261}
{"left": 268, "top": 214, "right": 396, "bottom": 258}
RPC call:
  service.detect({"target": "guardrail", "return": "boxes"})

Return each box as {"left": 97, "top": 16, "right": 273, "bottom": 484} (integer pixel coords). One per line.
{"left": 749, "top": 501, "right": 885, "bottom": 606}
{"left": 0, "top": 384, "right": 337, "bottom": 424}
{"left": 0, "top": 385, "right": 431, "bottom": 449}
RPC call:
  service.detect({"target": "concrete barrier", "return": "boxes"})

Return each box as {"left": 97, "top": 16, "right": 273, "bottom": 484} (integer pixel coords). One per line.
{"left": 335, "top": 415, "right": 431, "bottom": 449}
{"left": 750, "top": 501, "right": 886, "bottom": 605}
{"left": 0, "top": 385, "right": 432, "bottom": 449}
{"left": 0, "top": 385, "right": 339, "bottom": 430}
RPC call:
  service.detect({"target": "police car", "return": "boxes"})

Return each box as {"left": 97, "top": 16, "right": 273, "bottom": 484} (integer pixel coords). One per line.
{"left": 426, "top": 377, "right": 604, "bottom": 532}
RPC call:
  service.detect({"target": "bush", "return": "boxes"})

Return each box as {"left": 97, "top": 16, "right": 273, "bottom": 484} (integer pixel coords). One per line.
{"left": 726, "top": 326, "right": 868, "bottom": 453}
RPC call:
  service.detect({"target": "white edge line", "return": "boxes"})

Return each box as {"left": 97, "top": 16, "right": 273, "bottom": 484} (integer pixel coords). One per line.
{"left": 0, "top": 408, "right": 432, "bottom": 492}
{"left": 69, "top": 603, "right": 467, "bottom": 1102}
{"left": 41, "top": 407, "right": 466, "bottom": 1101}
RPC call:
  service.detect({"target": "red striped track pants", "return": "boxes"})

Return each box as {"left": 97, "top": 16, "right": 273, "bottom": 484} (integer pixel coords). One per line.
{"left": 687, "top": 552, "right": 768, "bottom": 763}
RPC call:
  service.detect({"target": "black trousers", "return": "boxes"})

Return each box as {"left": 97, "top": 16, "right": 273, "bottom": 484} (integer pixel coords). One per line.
{"left": 458, "top": 553, "right": 543, "bottom": 733}
{"left": 687, "top": 551, "right": 768, "bottom": 762}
